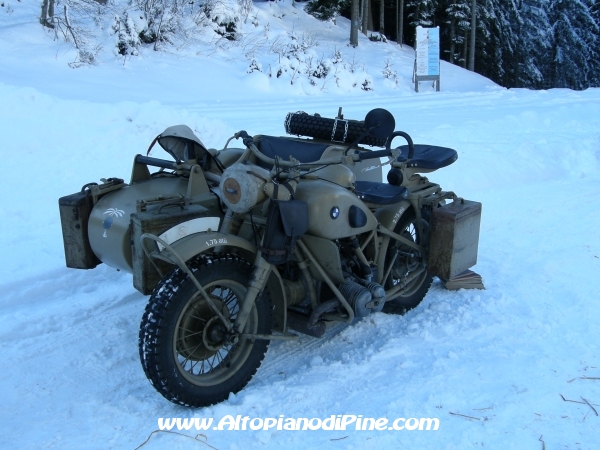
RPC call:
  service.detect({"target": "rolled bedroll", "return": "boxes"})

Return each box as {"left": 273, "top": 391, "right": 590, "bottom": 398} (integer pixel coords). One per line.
{"left": 284, "top": 111, "right": 388, "bottom": 147}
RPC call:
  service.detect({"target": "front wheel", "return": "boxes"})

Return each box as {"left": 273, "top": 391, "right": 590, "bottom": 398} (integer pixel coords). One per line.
{"left": 383, "top": 209, "right": 433, "bottom": 314}
{"left": 139, "top": 254, "right": 273, "bottom": 407}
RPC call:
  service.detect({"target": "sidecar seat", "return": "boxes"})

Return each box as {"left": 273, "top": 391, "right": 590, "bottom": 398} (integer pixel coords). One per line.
{"left": 395, "top": 144, "right": 458, "bottom": 170}
{"left": 354, "top": 145, "right": 457, "bottom": 204}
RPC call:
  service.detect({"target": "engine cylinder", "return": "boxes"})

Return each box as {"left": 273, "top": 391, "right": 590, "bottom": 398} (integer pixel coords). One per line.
{"left": 363, "top": 281, "right": 386, "bottom": 313}
{"left": 338, "top": 280, "right": 372, "bottom": 318}
{"left": 338, "top": 279, "right": 386, "bottom": 318}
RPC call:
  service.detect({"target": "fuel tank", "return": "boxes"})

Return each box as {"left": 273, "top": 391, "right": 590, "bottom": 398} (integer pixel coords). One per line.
{"left": 294, "top": 180, "right": 377, "bottom": 240}
{"left": 88, "top": 177, "right": 188, "bottom": 273}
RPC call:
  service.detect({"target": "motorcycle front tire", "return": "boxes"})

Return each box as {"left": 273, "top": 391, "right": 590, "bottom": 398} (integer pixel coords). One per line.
{"left": 139, "top": 254, "right": 273, "bottom": 407}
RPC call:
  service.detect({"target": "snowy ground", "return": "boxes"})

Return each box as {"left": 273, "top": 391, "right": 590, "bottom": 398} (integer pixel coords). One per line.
{"left": 1, "top": 1, "right": 600, "bottom": 449}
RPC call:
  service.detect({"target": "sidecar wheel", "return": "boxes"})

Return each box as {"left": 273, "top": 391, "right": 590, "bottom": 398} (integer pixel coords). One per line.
{"left": 139, "top": 254, "right": 273, "bottom": 407}
{"left": 383, "top": 210, "right": 433, "bottom": 314}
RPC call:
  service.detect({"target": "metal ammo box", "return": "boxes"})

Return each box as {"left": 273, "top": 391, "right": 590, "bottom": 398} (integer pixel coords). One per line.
{"left": 428, "top": 199, "right": 482, "bottom": 280}
{"left": 58, "top": 190, "right": 101, "bottom": 270}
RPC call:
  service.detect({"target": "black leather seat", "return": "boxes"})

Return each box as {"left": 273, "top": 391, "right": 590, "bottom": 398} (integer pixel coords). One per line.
{"left": 255, "top": 135, "right": 329, "bottom": 169}
{"left": 354, "top": 181, "right": 408, "bottom": 205}
{"left": 396, "top": 144, "right": 458, "bottom": 170}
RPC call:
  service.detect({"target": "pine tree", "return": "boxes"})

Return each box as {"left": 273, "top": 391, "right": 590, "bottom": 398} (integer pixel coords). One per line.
{"left": 590, "top": 0, "right": 600, "bottom": 27}
{"left": 444, "top": 1, "right": 470, "bottom": 65}
{"left": 515, "top": 0, "right": 552, "bottom": 88}
{"left": 549, "top": 0, "right": 599, "bottom": 89}
{"left": 471, "top": 0, "right": 521, "bottom": 85}
{"left": 588, "top": 0, "right": 600, "bottom": 85}
{"left": 406, "top": 0, "right": 437, "bottom": 28}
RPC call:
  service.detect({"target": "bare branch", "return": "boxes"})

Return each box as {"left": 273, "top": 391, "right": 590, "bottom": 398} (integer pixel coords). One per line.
{"left": 449, "top": 412, "right": 480, "bottom": 421}
{"left": 581, "top": 397, "right": 599, "bottom": 416}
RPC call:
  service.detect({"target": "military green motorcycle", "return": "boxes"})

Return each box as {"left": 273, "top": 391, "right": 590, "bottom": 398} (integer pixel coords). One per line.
{"left": 59, "top": 108, "right": 481, "bottom": 407}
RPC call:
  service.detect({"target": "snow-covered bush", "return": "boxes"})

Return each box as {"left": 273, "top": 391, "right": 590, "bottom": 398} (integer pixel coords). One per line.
{"left": 247, "top": 58, "right": 262, "bottom": 73}
{"left": 207, "top": 0, "right": 240, "bottom": 41}
{"left": 267, "top": 31, "right": 320, "bottom": 84}
{"left": 382, "top": 57, "right": 399, "bottom": 87}
{"left": 45, "top": 0, "right": 247, "bottom": 64}
{"left": 120, "top": 0, "right": 215, "bottom": 50}
{"left": 112, "top": 10, "right": 143, "bottom": 56}
{"left": 44, "top": 0, "right": 104, "bottom": 66}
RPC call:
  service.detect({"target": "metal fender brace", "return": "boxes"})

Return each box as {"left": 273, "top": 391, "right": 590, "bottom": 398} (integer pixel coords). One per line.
{"left": 140, "top": 234, "right": 233, "bottom": 332}
{"left": 140, "top": 233, "right": 298, "bottom": 343}
{"left": 232, "top": 252, "right": 298, "bottom": 342}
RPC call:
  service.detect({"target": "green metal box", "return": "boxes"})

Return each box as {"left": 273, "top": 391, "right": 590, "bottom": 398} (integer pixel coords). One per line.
{"left": 428, "top": 199, "right": 482, "bottom": 280}
{"left": 131, "top": 203, "right": 215, "bottom": 295}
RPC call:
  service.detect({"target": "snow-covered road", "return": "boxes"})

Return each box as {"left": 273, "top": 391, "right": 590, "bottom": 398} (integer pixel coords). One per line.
{"left": 1, "top": 83, "right": 599, "bottom": 449}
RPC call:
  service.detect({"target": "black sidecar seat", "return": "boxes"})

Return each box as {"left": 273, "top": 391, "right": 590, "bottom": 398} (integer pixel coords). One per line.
{"left": 254, "top": 135, "right": 329, "bottom": 169}
{"left": 395, "top": 144, "right": 458, "bottom": 170}
{"left": 354, "top": 181, "right": 408, "bottom": 205}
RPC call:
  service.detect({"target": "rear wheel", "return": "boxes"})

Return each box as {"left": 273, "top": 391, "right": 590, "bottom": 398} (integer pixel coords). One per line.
{"left": 139, "top": 254, "right": 272, "bottom": 407}
{"left": 383, "top": 210, "right": 433, "bottom": 314}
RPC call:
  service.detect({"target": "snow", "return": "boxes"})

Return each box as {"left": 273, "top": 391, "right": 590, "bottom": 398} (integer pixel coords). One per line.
{"left": 1, "top": 1, "right": 599, "bottom": 449}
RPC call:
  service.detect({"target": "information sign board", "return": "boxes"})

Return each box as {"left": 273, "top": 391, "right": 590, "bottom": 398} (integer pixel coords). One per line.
{"left": 414, "top": 26, "right": 441, "bottom": 91}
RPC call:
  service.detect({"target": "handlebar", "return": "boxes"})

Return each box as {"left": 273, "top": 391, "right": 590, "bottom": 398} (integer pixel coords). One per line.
{"left": 235, "top": 130, "right": 255, "bottom": 148}
{"left": 385, "top": 131, "right": 415, "bottom": 160}
{"left": 233, "top": 129, "right": 414, "bottom": 170}
{"left": 357, "top": 149, "right": 394, "bottom": 161}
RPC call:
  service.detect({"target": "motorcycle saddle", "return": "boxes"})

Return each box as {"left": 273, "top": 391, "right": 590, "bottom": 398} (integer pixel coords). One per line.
{"left": 354, "top": 181, "right": 408, "bottom": 205}
{"left": 254, "top": 135, "right": 329, "bottom": 168}
{"left": 395, "top": 144, "right": 458, "bottom": 170}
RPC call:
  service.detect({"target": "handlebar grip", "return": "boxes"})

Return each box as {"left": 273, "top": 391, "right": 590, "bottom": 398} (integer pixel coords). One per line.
{"left": 236, "top": 130, "right": 255, "bottom": 147}
{"left": 135, "top": 155, "right": 177, "bottom": 170}
{"left": 358, "top": 149, "right": 392, "bottom": 161}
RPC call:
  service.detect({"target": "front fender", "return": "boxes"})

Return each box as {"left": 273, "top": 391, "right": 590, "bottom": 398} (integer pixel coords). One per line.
{"left": 155, "top": 231, "right": 288, "bottom": 333}
{"left": 165, "top": 231, "right": 257, "bottom": 263}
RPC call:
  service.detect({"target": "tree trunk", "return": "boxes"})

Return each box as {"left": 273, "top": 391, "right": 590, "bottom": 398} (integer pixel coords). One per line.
{"left": 468, "top": 0, "right": 476, "bottom": 71}
{"left": 350, "top": 0, "right": 360, "bottom": 46}
{"left": 380, "top": 0, "right": 385, "bottom": 37}
{"left": 40, "top": 0, "right": 55, "bottom": 28}
{"left": 362, "top": 0, "right": 368, "bottom": 36}
{"left": 462, "top": 29, "right": 468, "bottom": 68}
{"left": 396, "top": 0, "right": 404, "bottom": 45}
{"left": 449, "top": 17, "right": 456, "bottom": 64}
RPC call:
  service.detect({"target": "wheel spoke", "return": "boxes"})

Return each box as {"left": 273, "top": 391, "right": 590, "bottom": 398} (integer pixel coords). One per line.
{"left": 179, "top": 340, "right": 206, "bottom": 368}
{"left": 206, "top": 354, "right": 215, "bottom": 372}
{"left": 176, "top": 328, "right": 204, "bottom": 342}
{"left": 223, "top": 289, "right": 236, "bottom": 305}
{"left": 188, "top": 298, "right": 209, "bottom": 322}
{"left": 189, "top": 358, "right": 202, "bottom": 372}
{"left": 214, "top": 350, "right": 224, "bottom": 366}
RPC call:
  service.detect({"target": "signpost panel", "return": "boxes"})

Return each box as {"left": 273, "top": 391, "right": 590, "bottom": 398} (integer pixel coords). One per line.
{"left": 413, "top": 26, "right": 440, "bottom": 92}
